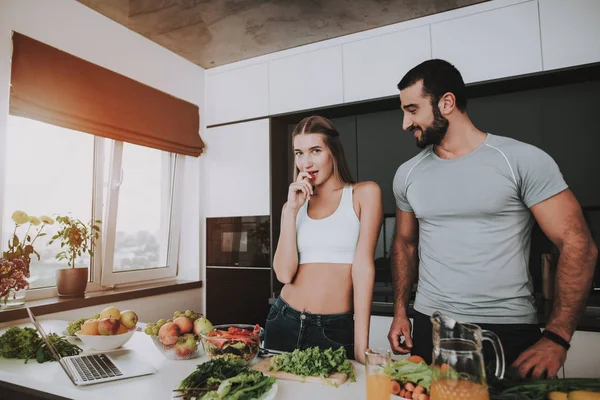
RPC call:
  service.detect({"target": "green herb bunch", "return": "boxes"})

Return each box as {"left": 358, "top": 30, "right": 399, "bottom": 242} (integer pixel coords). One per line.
{"left": 268, "top": 346, "right": 356, "bottom": 383}
{"left": 0, "top": 326, "right": 82, "bottom": 363}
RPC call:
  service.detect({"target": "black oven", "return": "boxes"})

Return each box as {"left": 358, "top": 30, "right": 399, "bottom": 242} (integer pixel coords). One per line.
{"left": 206, "top": 216, "right": 270, "bottom": 268}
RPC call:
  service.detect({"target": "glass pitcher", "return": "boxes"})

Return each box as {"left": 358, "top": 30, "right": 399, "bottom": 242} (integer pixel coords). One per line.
{"left": 429, "top": 311, "right": 505, "bottom": 400}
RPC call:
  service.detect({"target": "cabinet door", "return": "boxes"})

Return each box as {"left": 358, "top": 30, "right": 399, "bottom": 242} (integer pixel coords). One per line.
{"left": 333, "top": 116, "right": 358, "bottom": 182}
{"left": 468, "top": 89, "right": 544, "bottom": 148}
{"left": 357, "top": 110, "right": 420, "bottom": 215}
{"left": 204, "top": 119, "right": 270, "bottom": 217}
{"left": 541, "top": 80, "right": 600, "bottom": 207}
{"left": 539, "top": 0, "right": 600, "bottom": 71}
{"left": 431, "top": 1, "right": 542, "bottom": 84}
{"left": 206, "top": 63, "right": 269, "bottom": 126}
{"left": 343, "top": 26, "right": 431, "bottom": 103}
{"left": 206, "top": 267, "right": 271, "bottom": 326}
{"left": 269, "top": 46, "right": 343, "bottom": 115}
{"left": 562, "top": 330, "right": 600, "bottom": 378}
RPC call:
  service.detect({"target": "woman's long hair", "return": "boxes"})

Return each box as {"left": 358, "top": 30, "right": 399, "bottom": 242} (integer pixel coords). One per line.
{"left": 291, "top": 116, "right": 356, "bottom": 184}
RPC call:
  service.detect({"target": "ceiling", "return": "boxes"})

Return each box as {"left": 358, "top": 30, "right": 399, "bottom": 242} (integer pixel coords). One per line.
{"left": 77, "top": 0, "right": 488, "bottom": 69}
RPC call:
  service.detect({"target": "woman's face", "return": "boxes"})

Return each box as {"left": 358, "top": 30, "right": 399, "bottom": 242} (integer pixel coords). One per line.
{"left": 293, "top": 133, "right": 334, "bottom": 185}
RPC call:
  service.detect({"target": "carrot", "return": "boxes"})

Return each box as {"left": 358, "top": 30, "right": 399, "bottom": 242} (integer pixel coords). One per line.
{"left": 412, "top": 385, "right": 425, "bottom": 398}
{"left": 404, "top": 382, "right": 415, "bottom": 392}
{"left": 407, "top": 355, "right": 426, "bottom": 364}
{"left": 390, "top": 380, "right": 401, "bottom": 395}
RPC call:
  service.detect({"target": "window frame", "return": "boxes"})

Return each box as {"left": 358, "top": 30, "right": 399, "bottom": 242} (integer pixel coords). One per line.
{"left": 0, "top": 118, "right": 186, "bottom": 300}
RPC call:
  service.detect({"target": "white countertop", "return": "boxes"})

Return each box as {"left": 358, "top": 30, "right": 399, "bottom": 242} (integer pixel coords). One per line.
{"left": 0, "top": 320, "right": 375, "bottom": 400}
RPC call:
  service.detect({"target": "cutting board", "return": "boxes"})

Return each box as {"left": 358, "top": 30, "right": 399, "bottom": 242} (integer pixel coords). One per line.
{"left": 252, "top": 358, "right": 349, "bottom": 386}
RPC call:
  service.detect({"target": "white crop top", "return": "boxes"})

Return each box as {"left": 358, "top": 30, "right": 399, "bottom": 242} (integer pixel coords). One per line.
{"left": 296, "top": 185, "right": 360, "bottom": 264}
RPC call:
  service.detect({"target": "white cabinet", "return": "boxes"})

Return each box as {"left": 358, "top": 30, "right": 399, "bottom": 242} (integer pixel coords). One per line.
{"left": 431, "top": 1, "right": 542, "bottom": 84}
{"left": 269, "top": 46, "right": 343, "bottom": 115}
{"left": 203, "top": 119, "right": 270, "bottom": 217}
{"left": 343, "top": 26, "right": 431, "bottom": 103}
{"left": 206, "top": 63, "right": 269, "bottom": 126}
{"left": 539, "top": 0, "right": 600, "bottom": 71}
{"left": 563, "top": 330, "right": 600, "bottom": 378}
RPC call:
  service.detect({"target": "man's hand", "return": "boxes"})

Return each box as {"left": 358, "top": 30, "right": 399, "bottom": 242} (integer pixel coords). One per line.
{"left": 388, "top": 315, "right": 413, "bottom": 354}
{"left": 512, "top": 337, "right": 567, "bottom": 379}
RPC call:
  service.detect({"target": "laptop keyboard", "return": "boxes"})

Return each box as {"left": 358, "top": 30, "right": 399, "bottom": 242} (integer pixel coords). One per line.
{"left": 70, "top": 354, "right": 123, "bottom": 382}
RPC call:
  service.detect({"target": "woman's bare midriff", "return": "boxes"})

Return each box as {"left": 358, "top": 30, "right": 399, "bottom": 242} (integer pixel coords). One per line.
{"left": 280, "top": 263, "right": 353, "bottom": 314}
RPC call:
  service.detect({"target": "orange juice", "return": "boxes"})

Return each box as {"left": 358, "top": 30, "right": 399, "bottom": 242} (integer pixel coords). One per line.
{"left": 366, "top": 373, "right": 391, "bottom": 400}
{"left": 430, "top": 379, "right": 489, "bottom": 400}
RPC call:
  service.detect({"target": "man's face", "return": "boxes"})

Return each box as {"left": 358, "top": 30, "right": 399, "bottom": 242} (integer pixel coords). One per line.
{"left": 399, "top": 81, "right": 449, "bottom": 149}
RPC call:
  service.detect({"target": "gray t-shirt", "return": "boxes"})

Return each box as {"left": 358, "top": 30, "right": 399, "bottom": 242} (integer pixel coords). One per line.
{"left": 393, "top": 133, "right": 568, "bottom": 324}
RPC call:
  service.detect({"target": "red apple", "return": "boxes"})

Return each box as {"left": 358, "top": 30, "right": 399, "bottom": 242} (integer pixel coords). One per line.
{"left": 97, "top": 318, "right": 120, "bottom": 336}
{"left": 174, "top": 334, "right": 197, "bottom": 358}
{"left": 173, "top": 316, "right": 193, "bottom": 334}
{"left": 158, "top": 322, "right": 180, "bottom": 346}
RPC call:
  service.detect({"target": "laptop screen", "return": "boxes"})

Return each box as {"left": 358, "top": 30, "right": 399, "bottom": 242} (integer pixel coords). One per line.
{"left": 25, "top": 304, "right": 66, "bottom": 363}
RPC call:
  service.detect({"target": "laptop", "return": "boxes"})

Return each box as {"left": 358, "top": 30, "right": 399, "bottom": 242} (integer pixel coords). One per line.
{"left": 26, "top": 304, "right": 157, "bottom": 386}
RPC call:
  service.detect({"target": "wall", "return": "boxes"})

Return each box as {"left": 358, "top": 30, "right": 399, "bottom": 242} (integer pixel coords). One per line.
{"left": 0, "top": 0, "right": 206, "bottom": 315}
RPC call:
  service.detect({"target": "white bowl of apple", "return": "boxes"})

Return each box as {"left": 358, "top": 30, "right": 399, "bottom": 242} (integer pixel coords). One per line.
{"left": 145, "top": 310, "right": 213, "bottom": 360}
{"left": 74, "top": 306, "right": 139, "bottom": 351}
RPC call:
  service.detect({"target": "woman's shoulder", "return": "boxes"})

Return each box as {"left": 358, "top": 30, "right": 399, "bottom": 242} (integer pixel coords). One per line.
{"left": 351, "top": 181, "right": 382, "bottom": 199}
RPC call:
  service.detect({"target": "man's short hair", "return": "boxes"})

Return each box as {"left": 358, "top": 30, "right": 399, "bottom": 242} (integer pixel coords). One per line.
{"left": 397, "top": 59, "right": 467, "bottom": 112}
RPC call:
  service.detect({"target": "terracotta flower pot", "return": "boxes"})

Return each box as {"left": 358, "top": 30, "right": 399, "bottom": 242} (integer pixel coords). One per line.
{"left": 56, "top": 267, "right": 88, "bottom": 297}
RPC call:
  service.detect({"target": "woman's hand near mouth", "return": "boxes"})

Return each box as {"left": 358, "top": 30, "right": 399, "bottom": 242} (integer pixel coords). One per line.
{"left": 287, "top": 172, "right": 314, "bottom": 210}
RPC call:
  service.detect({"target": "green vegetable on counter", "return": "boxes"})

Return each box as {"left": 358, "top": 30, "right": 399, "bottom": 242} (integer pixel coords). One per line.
{"left": 490, "top": 378, "right": 600, "bottom": 400}
{"left": 268, "top": 346, "right": 356, "bottom": 383}
{"left": 177, "top": 359, "right": 274, "bottom": 400}
{"left": 389, "top": 358, "right": 433, "bottom": 391}
{"left": 0, "top": 326, "right": 82, "bottom": 363}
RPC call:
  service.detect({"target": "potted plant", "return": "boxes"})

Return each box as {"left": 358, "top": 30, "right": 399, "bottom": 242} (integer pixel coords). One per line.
{"left": 1, "top": 210, "right": 53, "bottom": 308}
{"left": 49, "top": 215, "right": 101, "bottom": 297}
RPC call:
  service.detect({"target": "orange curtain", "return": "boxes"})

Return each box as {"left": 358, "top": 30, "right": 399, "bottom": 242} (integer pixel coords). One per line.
{"left": 10, "top": 32, "right": 204, "bottom": 157}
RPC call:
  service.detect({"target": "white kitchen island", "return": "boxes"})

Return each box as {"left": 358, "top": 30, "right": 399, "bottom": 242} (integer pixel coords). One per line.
{"left": 0, "top": 320, "right": 373, "bottom": 400}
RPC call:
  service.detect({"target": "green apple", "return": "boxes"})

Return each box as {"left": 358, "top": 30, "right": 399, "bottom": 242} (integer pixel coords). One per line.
{"left": 193, "top": 316, "right": 213, "bottom": 336}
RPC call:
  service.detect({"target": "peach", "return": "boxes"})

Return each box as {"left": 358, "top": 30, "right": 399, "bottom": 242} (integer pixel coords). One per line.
{"left": 173, "top": 316, "right": 193, "bottom": 334}
{"left": 158, "top": 322, "right": 180, "bottom": 346}
{"left": 98, "top": 318, "right": 120, "bottom": 335}
{"left": 80, "top": 319, "right": 99, "bottom": 335}
{"left": 116, "top": 324, "right": 128, "bottom": 335}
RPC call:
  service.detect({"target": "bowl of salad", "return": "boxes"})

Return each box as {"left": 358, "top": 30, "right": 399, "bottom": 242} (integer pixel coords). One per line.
{"left": 199, "top": 324, "right": 263, "bottom": 364}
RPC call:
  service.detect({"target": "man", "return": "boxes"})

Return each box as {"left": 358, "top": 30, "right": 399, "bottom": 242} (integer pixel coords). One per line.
{"left": 387, "top": 59, "right": 597, "bottom": 379}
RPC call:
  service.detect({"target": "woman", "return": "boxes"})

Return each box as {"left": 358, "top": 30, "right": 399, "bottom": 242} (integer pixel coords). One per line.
{"left": 263, "top": 115, "right": 382, "bottom": 363}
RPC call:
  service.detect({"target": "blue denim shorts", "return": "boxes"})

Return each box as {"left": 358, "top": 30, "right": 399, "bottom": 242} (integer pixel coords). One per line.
{"left": 263, "top": 296, "right": 355, "bottom": 359}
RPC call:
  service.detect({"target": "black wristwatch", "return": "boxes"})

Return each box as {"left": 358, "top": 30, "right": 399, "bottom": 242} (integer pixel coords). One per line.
{"left": 542, "top": 329, "right": 571, "bottom": 351}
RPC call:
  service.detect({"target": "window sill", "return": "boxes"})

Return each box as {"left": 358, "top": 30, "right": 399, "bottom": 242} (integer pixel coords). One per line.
{"left": 0, "top": 279, "right": 202, "bottom": 324}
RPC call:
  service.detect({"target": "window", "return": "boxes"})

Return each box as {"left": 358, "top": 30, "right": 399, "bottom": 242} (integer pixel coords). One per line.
{"left": 1, "top": 116, "right": 184, "bottom": 295}
{"left": 2, "top": 117, "right": 94, "bottom": 289}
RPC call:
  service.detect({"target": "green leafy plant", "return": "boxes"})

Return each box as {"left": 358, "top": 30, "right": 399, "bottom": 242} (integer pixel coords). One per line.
{"left": 48, "top": 215, "right": 101, "bottom": 268}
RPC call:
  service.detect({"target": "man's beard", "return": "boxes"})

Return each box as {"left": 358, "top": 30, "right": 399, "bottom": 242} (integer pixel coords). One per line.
{"left": 410, "top": 106, "right": 449, "bottom": 149}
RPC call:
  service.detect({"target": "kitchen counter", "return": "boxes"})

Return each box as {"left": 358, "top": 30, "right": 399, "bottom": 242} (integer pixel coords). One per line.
{"left": 0, "top": 320, "right": 372, "bottom": 400}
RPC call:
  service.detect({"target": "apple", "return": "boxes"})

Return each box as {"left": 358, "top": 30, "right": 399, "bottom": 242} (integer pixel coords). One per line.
{"left": 116, "top": 324, "right": 128, "bottom": 335}
{"left": 99, "top": 306, "right": 121, "bottom": 320}
{"left": 120, "top": 310, "right": 138, "bottom": 329}
{"left": 174, "top": 334, "right": 197, "bottom": 358}
{"left": 193, "top": 316, "right": 213, "bottom": 336}
{"left": 158, "top": 322, "right": 180, "bottom": 346}
{"left": 173, "top": 316, "right": 192, "bottom": 334}
{"left": 80, "top": 319, "right": 99, "bottom": 335}
{"left": 97, "top": 318, "right": 120, "bottom": 335}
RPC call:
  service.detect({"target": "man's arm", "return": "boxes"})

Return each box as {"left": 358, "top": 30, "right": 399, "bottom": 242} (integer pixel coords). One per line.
{"left": 388, "top": 208, "right": 419, "bottom": 353}
{"left": 513, "top": 189, "right": 597, "bottom": 378}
